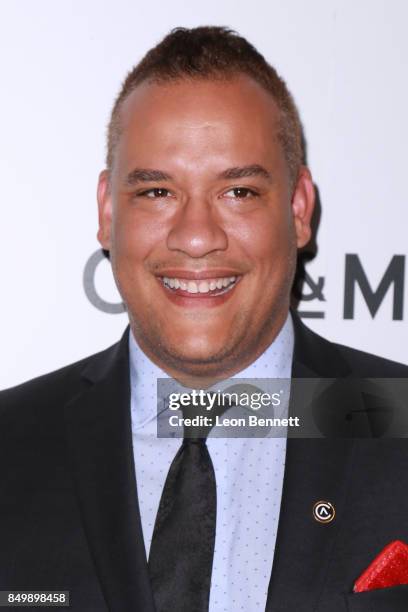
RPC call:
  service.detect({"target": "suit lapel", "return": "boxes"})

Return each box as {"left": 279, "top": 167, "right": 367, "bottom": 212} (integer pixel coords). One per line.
{"left": 266, "top": 313, "right": 356, "bottom": 611}
{"left": 63, "top": 328, "right": 156, "bottom": 612}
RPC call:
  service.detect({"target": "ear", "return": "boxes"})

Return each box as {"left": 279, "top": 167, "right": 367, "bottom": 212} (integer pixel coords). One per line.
{"left": 97, "top": 170, "right": 113, "bottom": 250}
{"left": 291, "top": 166, "right": 315, "bottom": 249}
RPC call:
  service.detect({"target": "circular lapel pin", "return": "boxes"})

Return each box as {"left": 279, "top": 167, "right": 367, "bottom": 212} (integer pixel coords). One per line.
{"left": 313, "top": 500, "right": 335, "bottom": 524}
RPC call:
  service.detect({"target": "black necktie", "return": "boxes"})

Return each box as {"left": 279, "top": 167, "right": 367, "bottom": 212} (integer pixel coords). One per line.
{"left": 148, "top": 403, "right": 217, "bottom": 612}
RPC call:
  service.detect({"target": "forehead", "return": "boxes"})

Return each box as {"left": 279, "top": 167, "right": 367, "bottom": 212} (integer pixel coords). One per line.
{"left": 114, "top": 75, "right": 283, "bottom": 174}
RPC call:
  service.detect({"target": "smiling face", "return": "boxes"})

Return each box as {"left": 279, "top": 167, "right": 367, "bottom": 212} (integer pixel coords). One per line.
{"left": 97, "top": 74, "right": 314, "bottom": 384}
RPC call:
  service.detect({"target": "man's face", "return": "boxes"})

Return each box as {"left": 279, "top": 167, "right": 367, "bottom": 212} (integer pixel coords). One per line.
{"left": 97, "top": 75, "right": 314, "bottom": 381}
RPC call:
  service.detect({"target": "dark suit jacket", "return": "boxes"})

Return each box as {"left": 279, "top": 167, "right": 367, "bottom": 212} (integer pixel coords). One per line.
{"left": 1, "top": 312, "right": 408, "bottom": 612}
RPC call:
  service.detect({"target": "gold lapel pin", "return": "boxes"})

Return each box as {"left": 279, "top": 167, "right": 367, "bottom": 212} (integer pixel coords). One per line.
{"left": 313, "top": 500, "right": 335, "bottom": 524}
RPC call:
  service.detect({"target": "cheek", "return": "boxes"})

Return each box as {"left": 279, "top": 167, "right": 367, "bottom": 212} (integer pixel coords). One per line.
{"left": 235, "top": 206, "right": 295, "bottom": 272}
{"left": 111, "top": 208, "right": 165, "bottom": 268}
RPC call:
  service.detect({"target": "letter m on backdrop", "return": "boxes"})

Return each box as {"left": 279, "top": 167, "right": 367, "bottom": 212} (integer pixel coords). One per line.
{"left": 344, "top": 255, "right": 405, "bottom": 320}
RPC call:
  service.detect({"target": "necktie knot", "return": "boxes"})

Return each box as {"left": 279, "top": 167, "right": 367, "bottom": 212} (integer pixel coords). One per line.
{"left": 180, "top": 391, "right": 234, "bottom": 440}
{"left": 182, "top": 437, "right": 206, "bottom": 445}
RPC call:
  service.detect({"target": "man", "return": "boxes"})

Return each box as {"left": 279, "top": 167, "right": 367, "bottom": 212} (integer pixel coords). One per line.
{"left": 1, "top": 26, "right": 408, "bottom": 612}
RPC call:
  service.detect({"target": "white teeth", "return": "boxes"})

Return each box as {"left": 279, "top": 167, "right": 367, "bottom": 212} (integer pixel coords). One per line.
{"left": 187, "top": 281, "right": 198, "bottom": 293}
{"left": 198, "top": 281, "right": 209, "bottom": 293}
{"left": 162, "top": 275, "right": 237, "bottom": 294}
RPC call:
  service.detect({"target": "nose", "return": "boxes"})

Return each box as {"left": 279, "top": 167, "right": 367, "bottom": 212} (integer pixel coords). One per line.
{"left": 166, "top": 197, "right": 228, "bottom": 257}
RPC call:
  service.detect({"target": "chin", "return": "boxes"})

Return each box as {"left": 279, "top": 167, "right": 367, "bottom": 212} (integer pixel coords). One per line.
{"left": 166, "top": 336, "right": 226, "bottom": 364}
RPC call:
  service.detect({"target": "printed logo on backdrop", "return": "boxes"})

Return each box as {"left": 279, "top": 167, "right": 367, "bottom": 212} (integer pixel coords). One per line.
{"left": 83, "top": 249, "right": 406, "bottom": 320}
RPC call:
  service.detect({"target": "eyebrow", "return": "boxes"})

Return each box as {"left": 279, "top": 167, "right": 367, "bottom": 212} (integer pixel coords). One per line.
{"left": 124, "top": 164, "right": 272, "bottom": 186}
{"left": 217, "top": 164, "right": 272, "bottom": 182}
{"left": 125, "top": 168, "right": 173, "bottom": 185}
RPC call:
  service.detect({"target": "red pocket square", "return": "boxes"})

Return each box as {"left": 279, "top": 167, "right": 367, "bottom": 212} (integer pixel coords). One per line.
{"left": 354, "top": 540, "right": 408, "bottom": 593}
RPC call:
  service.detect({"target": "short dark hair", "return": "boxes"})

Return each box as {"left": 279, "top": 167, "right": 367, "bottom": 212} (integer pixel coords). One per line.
{"left": 106, "top": 26, "right": 304, "bottom": 184}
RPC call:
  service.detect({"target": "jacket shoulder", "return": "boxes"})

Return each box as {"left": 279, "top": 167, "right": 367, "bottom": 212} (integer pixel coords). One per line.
{"left": 0, "top": 339, "right": 122, "bottom": 418}
{"left": 291, "top": 310, "right": 408, "bottom": 378}
{"left": 331, "top": 339, "right": 408, "bottom": 377}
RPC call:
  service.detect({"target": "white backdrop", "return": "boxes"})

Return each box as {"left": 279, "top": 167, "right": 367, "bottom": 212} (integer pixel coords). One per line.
{"left": 1, "top": 0, "right": 407, "bottom": 389}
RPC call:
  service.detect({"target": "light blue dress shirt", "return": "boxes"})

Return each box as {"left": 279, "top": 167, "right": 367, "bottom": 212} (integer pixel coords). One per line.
{"left": 129, "top": 313, "right": 294, "bottom": 612}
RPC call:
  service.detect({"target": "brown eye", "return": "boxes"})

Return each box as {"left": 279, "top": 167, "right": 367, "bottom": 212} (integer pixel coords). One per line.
{"left": 143, "top": 188, "right": 170, "bottom": 198}
{"left": 224, "top": 187, "right": 258, "bottom": 199}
